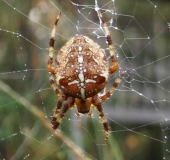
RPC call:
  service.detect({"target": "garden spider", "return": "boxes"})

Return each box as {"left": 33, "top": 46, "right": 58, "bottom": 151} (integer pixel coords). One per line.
{"left": 47, "top": 9, "right": 126, "bottom": 141}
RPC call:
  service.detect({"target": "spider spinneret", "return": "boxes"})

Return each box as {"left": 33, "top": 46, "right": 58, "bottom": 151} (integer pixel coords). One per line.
{"left": 48, "top": 10, "right": 125, "bottom": 141}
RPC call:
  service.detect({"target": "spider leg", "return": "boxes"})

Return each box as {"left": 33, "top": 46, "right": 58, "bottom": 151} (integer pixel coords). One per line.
{"left": 47, "top": 12, "right": 61, "bottom": 75}
{"left": 75, "top": 110, "right": 81, "bottom": 117}
{"left": 48, "top": 12, "right": 61, "bottom": 97}
{"left": 99, "top": 70, "right": 126, "bottom": 101}
{"left": 51, "top": 95, "right": 65, "bottom": 127}
{"left": 97, "top": 10, "right": 118, "bottom": 74}
{"left": 88, "top": 109, "right": 93, "bottom": 118}
{"left": 92, "top": 95, "right": 109, "bottom": 141}
{"left": 52, "top": 97, "right": 74, "bottom": 130}
{"left": 49, "top": 76, "right": 60, "bottom": 97}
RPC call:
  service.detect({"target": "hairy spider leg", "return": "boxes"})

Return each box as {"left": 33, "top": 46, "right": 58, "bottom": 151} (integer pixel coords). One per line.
{"left": 92, "top": 95, "right": 109, "bottom": 141}
{"left": 99, "top": 70, "right": 126, "bottom": 100}
{"left": 49, "top": 76, "right": 60, "bottom": 97}
{"left": 48, "top": 12, "right": 61, "bottom": 96}
{"left": 97, "top": 10, "right": 118, "bottom": 74}
{"left": 97, "top": 10, "right": 126, "bottom": 101}
{"left": 52, "top": 97, "right": 74, "bottom": 130}
{"left": 48, "top": 12, "right": 61, "bottom": 75}
{"left": 87, "top": 109, "right": 93, "bottom": 118}
{"left": 51, "top": 95, "right": 66, "bottom": 126}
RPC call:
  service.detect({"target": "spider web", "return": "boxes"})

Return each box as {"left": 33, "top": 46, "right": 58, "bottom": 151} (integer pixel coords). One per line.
{"left": 0, "top": 0, "right": 170, "bottom": 159}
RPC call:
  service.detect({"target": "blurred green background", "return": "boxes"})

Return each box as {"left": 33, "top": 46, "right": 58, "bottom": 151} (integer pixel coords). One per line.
{"left": 0, "top": 0, "right": 170, "bottom": 160}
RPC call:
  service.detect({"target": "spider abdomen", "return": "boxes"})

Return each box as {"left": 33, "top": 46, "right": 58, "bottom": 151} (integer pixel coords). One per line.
{"left": 55, "top": 35, "right": 109, "bottom": 99}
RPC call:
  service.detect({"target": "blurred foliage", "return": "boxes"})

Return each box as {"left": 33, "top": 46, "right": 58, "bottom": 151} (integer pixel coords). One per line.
{"left": 0, "top": 0, "right": 170, "bottom": 160}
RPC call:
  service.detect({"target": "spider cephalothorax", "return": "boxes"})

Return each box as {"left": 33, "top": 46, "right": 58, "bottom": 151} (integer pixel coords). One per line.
{"left": 47, "top": 10, "right": 125, "bottom": 141}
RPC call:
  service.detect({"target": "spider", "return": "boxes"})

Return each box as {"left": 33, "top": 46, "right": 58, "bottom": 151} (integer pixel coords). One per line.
{"left": 47, "top": 9, "right": 126, "bottom": 141}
